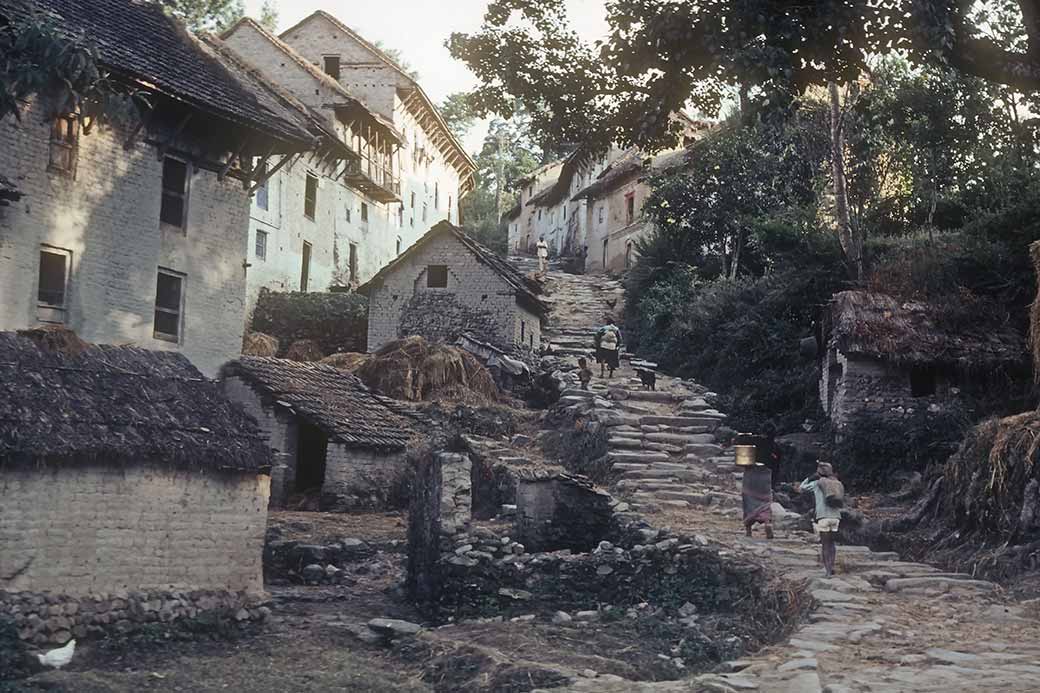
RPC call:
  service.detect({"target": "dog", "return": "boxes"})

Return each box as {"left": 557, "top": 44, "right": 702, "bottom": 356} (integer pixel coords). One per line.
{"left": 635, "top": 367, "right": 657, "bottom": 391}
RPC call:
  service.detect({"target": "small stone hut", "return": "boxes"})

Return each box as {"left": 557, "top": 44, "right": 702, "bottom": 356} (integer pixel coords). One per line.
{"left": 821, "top": 290, "right": 1027, "bottom": 429}
{"left": 361, "top": 221, "right": 549, "bottom": 352}
{"left": 221, "top": 357, "right": 418, "bottom": 511}
{"left": 0, "top": 331, "right": 272, "bottom": 641}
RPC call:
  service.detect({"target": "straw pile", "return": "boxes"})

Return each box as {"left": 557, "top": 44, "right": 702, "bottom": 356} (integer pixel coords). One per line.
{"left": 243, "top": 331, "right": 279, "bottom": 357}
{"left": 285, "top": 339, "right": 325, "bottom": 362}
{"left": 354, "top": 336, "right": 499, "bottom": 404}
{"left": 17, "top": 324, "right": 89, "bottom": 356}
{"left": 944, "top": 411, "right": 1040, "bottom": 540}
{"left": 320, "top": 352, "right": 368, "bottom": 372}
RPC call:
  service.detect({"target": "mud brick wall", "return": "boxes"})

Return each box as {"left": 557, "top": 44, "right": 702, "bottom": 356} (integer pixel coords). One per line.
{"left": 321, "top": 444, "right": 409, "bottom": 511}
{"left": 0, "top": 96, "right": 252, "bottom": 376}
{"left": 367, "top": 232, "right": 541, "bottom": 351}
{"left": 0, "top": 589, "right": 269, "bottom": 646}
{"left": 0, "top": 465, "right": 269, "bottom": 596}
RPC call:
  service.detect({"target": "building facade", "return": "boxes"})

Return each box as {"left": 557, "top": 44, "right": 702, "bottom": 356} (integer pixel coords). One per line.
{"left": 0, "top": 0, "right": 314, "bottom": 376}
{"left": 363, "top": 221, "right": 548, "bottom": 352}
{"left": 223, "top": 11, "right": 476, "bottom": 317}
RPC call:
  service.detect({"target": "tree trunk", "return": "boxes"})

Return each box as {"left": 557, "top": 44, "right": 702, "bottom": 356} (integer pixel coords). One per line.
{"left": 829, "top": 82, "right": 859, "bottom": 279}
{"left": 729, "top": 229, "right": 745, "bottom": 280}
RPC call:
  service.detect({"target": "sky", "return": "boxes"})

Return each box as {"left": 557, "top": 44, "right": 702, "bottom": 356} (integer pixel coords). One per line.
{"left": 243, "top": 0, "right": 609, "bottom": 152}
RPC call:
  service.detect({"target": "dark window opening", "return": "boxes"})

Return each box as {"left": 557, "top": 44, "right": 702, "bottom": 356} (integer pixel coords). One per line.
{"left": 435, "top": 182, "right": 439, "bottom": 209}
{"left": 410, "top": 191, "right": 415, "bottom": 209}
{"left": 396, "top": 237, "right": 402, "bottom": 255}
{"left": 910, "top": 367, "right": 938, "bottom": 397}
{"left": 625, "top": 192, "right": 636, "bottom": 224}
{"left": 296, "top": 422, "right": 328, "bottom": 493}
{"left": 427, "top": 264, "right": 448, "bottom": 288}
{"left": 256, "top": 230, "right": 268, "bottom": 260}
{"left": 323, "top": 56, "right": 341, "bottom": 81}
{"left": 255, "top": 161, "right": 269, "bottom": 210}
{"left": 160, "top": 158, "right": 188, "bottom": 228}
{"left": 520, "top": 320, "right": 526, "bottom": 343}
{"left": 48, "top": 114, "right": 79, "bottom": 176}
{"left": 304, "top": 173, "right": 318, "bottom": 220}
{"left": 361, "top": 202, "right": 369, "bottom": 222}
{"left": 602, "top": 237, "right": 609, "bottom": 267}
{"left": 422, "top": 202, "right": 428, "bottom": 223}
{"left": 349, "top": 242, "right": 358, "bottom": 283}
{"left": 448, "top": 195, "right": 453, "bottom": 222}
{"left": 154, "top": 269, "right": 183, "bottom": 341}
{"left": 37, "top": 247, "right": 70, "bottom": 323}
{"left": 346, "top": 206, "right": 351, "bottom": 222}
{"left": 301, "top": 241, "right": 312, "bottom": 291}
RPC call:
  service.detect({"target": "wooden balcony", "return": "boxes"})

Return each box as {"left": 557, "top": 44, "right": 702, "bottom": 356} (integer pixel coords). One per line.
{"left": 343, "top": 155, "right": 401, "bottom": 203}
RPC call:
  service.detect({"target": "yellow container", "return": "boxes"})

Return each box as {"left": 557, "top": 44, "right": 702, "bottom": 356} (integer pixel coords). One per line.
{"left": 734, "top": 445, "right": 757, "bottom": 466}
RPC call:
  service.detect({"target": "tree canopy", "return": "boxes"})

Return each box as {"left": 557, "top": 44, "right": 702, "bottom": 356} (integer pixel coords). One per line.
{"left": 449, "top": 0, "right": 1040, "bottom": 153}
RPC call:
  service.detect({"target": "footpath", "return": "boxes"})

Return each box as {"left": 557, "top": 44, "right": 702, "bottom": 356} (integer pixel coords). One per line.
{"left": 533, "top": 267, "right": 1040, "bottom": 693}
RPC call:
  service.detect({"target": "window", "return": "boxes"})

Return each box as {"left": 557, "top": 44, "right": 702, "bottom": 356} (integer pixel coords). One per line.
{"left": 435, "top": 182, "right": 439, "bottom": 209}
{"left": 448, "top": 196, "right": 453, "bottom": 223}
{"left": 361, "top": 202, "right": 368, "bottom": 222}
{"left": 160, "top": 157, "right": 189, "bottom": 228}
{"left": 396, "top": 237, "right": 402, "bottom": 255}
{"left": 255, "top": 177, "right": 269, "bottom": 211}
{"left": 255, "top": 229, "right": 268, "bottom": 260}
{"left": 563, "top": 205, "right": 567, "bottom": 220}
{"left": 398, "top": 205, "right": 404, "bottom": 227}
{"left": 349, "top": 243, "right": 359, "bottom": 283}
{"left": 410, "top": 191, "right": 415, "bottom": 209}
{"left": 602, "top": 237, "right": 609, "bottom": 268}
{"left": 520, "top": 320, "right": 526, "bottom": 343}
{"left": 37, "top": 246, "right": 70, "bottom": 323}
{"left": 304, "top": 173, "right": 318, "bottom": 220}
{"left": 598, "top": 206, "right": 605, "bottom": 224}
{"left": 625, "top": 191, "right": 636, "bottom": 224}
{"left": 301, "top": 241, "right": 312, "bottom": 291}
{"left": 427, "top": 264, "right": 448, "bottom": 288}
{"left": 153, "top": 269, "right": 184, "bottom": 341}
{"left": 48, "top": 114, "right": 78, "bottom": 176}
{"left": 422, "top": 202, "right": 428, "bottom": 223}
{"left": 323, "top": 56, "right": 341, "bottom": 80}
{"left": 346, "top": 206, "right": 352, "bottom": 223}
{"left": 538, "top": 209, "right": 542, "bottom": 220}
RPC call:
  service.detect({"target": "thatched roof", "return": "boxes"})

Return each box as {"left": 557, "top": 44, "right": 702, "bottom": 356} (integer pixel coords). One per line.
{"left": 360, "top": 221, "right": 549, "bottom": 317}
{"left": 0, "top": 331, "right": 271, "bottom": 472}
{"left": 221, "top": 357, "right": 417, "bottom": 451}
{"left": 830, "top": 290, "right": 1027, "bottom": 368}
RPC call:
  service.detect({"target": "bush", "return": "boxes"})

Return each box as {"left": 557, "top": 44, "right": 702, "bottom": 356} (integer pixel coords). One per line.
{"left": 251, "top": 289, "right": 368, "bottom": 356}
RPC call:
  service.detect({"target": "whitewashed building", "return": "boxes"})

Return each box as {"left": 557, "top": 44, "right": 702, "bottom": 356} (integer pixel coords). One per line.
{"left": 0, "top": 0, "right": 314, "bottom": 375}
{"left": 223, "top": 11, "right": 476, "bottom": 317}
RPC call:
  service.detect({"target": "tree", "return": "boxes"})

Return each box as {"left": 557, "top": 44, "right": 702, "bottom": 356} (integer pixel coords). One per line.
{"left": 373, "top": 41, "right": 420, "bottom": 81}
{"left": 258, "top": 1, "right": 278, "bottom": 32}
{"left": 439, "top": 92, "right": 477, "bottom": 140}
{"left": 161, "top": 0, "right": 245, "bottom": 33}
{"left": 449, "top": 1, "right": 1040, "bottom": 152}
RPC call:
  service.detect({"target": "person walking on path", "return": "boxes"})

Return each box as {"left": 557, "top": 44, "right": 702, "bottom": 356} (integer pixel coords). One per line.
{"left": 742, "top": 463, "right": 774, "bottom": 539}
{"left": 800, "top": 461, "right": 845, "bottom": 576}
{"left": 594, "top": 318, "right": 622, "bottom": 378}
{"left": 536, "top": 236, "right": 549, "bottom": 275}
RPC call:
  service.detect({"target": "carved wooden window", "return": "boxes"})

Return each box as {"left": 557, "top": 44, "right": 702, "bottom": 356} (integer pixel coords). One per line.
{"left": 48, "top": 114, "right": 79, "bottom": 176}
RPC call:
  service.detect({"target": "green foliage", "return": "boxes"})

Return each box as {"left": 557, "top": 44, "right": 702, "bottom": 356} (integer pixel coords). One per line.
{"left": 258, "top": 1, "right": 279, "bottom": 32}
{"left": 439, "top": 91, "right": 478, "bottom": 140}
{"left": 250, "top": 290, "right": 369, "bottom": 355}
{"left": 162, "top": 0, "right": 246, "bottom": 33}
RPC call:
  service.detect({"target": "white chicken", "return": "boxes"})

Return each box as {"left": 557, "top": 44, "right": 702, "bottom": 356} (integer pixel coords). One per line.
{"left": 36, "top": 638, "right": 76, "bottom": 669}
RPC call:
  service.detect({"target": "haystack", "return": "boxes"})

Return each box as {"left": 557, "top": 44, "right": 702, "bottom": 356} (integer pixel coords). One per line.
{"left": 321, "top": 352, "right": 369, "bottom": 372}
{"left": 17, "top": 324, "right": 89, "bottom": 356}
{"left": 242, "top": 331, "right": 279, "bottom": 357}
{"left": 355, "top": 336, "right": 499, "bottom": 404}
{"left": 285, "top": 339, "right": 325, "bottom": 362}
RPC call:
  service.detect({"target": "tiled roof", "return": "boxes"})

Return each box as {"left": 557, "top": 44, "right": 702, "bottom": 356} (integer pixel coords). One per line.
{"left": 528, "top": 148, "right": 595, "bottom": 208}
{"left": 360, "top": 221, "right": 548, "bottom": 317}
{"left": 221, "top": 357, "right": 417, "bottom": 451}
{"left": 0, "top": 332, "right": 272, "bottom": 472}
{"left": 0, "top": 0, "right": 313, "bottom": 146}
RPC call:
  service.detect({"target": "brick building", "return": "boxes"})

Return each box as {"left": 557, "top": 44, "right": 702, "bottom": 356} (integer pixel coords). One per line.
{"left": 0, "top": 330, "right": 271, "bottom": 641}
{"left": 362, "top": 221, "right": 548, "bottom": 352}
{"left": 0, "top": 0, "right": 314, "bottom": 376}
{"left": 221, "top": 356, "right": 418, "bottom": 511}
{"left": 222, "top": 11, "right": 476, "bottom": 316}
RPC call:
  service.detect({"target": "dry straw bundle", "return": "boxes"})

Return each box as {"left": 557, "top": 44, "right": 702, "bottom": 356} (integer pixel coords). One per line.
{"left": 242, "top": 331, "right": 279, "bottom": 357}
{"left": 352, "top": 336, "right": 498, "bottom": 404}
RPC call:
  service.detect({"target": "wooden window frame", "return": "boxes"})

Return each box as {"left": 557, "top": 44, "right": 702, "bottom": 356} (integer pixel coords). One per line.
{"left": 361, "top": 202, "right": 368, "bottom": 223}
{"left": 427, "top": 264, "right": 448, "bottom": 288}
{"left": 625, "top": 191, "right": 636, "bottom": 225}
{"left": 153, "top": 268, "right": 185, "bottom": 343}
{"left": 255, "top": 229, "right": 268, "bottom": 260}
{"left": 160, "top": 156, "right": 190, "bottom": 231}
{"left": 348, "top": 242, "right": 359, "bottom": 283}
{"left": 36, "top": 245, "right": 71, "bottom": 324}
{"left": 301, "top": 241, "right": 312, "bottom": 291}
{"left": 304, "top": 172, "right": 318, "bottom": 220}
{"left": 48, "top": 114, "right": 79, "bottom": 177}
{"left": 323, "top": 55, "right": 341, "bottom": 81}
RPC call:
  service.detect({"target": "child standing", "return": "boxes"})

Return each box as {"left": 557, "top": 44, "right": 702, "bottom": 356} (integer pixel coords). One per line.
{"left": 577, "top": 357, "right": 593, "bottom": 390}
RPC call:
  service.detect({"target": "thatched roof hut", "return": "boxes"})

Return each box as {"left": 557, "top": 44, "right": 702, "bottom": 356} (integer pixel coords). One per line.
{"left": 829, "top": 290, "right": 1026, "bottom": 370}
{"left": 0, "top": 331, "right": 271, "bottom": 470}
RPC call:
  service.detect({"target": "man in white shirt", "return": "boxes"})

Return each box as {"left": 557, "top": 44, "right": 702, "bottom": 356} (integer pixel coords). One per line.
{"left": 536, "top": 236, "right": 549, "bottom": 275}
{"left": 800, "top": 461, "right": 844, "bottom": 576}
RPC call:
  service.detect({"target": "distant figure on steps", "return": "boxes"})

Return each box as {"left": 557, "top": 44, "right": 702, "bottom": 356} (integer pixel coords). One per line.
{"left": 594, "top": 318, "right": 622, "bottom": 378}
{"left": 536, "top": 236, "right": 549, "bottom": 275}
{"left": 577, "top": 356, "right": 593, "bottom": 390}
{"left": 800, "top": 461, "right": 845, "bottom": 576}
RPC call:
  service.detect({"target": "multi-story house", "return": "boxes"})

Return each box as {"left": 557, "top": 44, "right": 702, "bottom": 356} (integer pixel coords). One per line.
{"left": 0, "top": 0, "right": 315, "bottom": 375}
{"left": 221, "top": 10, "right": 475, "bottom": 315}
{"left": 509, "top": 160, "right": 565, "bottom": 255}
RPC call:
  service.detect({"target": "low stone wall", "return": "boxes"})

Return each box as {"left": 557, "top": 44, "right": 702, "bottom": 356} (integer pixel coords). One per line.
{"left": 321, "top": 445, "right": 410, "bottom": 511}
{"left": 0, "top": 589, "right": 270, "bottom": 645}
{"left": 516, "top": 474, "right": 614, "bottom": 552}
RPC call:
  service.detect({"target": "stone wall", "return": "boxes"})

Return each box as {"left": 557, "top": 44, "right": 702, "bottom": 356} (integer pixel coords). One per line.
{"left": 516, "top": 475, "right": 615, "bottom": 552}
{"left": 0, "top": 97, "right": 252, "bottom": 376}
{"left": 0, "top": 465, "right": 269, "bottom": 596}
{"left": 321, "top": 444, "right": 409, "bottom": 512}
{"left": 367, "top": 232, "right": 541, "bottom": 351}
{"left": 0, "top": 588, "right": 269, "bottom": 646}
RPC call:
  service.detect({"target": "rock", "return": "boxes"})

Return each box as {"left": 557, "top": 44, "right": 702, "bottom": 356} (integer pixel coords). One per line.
{"left": 575, "top": 610, "right": 599, "bottom": 621}
{"left": 324, "top": 565, "right": 341, "bottom": 578}
{"left": 340, "top": 538, "right": 369, "bottom": 556}
{"left": 291, "top": 544, "right": 327, "bottom": 565}
{"left": 678, "top": 602, "right": 698, "bottom": 617}
{"left": 777, "top": 658, "right": 818, "bottom": 672}
{"left": 301, "top": 564, "right": 325, "bottom": 583}
{"left": 367, "top": 618, "right": 422, "bottom": 637}
{"left": 498, "top": 588, "right": 533, "bottom": 601}
{"left": 234, "top": 608, "right": 250, "bottom": 622}
{"left": 511, "top": 434, "right": 532, "bottom": 447}
{"left": 499, "top": 504, "right": 518, "bottom": 518}
{"left": 596, "top": 565, "right": 614, "bottom": 576}
{"left": 925, "top": 648, "right": 981, "bottom": 665}
{"left": 782, "top": 672, "right": 822, "bottom": 693}
{"left": 552, "top": 611, "right": 573, "bottom": 623}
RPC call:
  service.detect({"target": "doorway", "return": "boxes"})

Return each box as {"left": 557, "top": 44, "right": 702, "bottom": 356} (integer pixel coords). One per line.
{"left": 295, "top": 422, "right": 328, "bottom": 493}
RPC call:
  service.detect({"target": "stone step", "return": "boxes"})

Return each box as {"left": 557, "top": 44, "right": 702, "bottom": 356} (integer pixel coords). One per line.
{"left": 616, "top": 480, "right": 681, "bottom": 493}
{"left": 649, "top": 461, "right": 693, "bottom": 471}
{"left": 560, "top": 388, "right": 595, "bottom": 399}
{"left": 643, "top": 442, "right": 685, "bottom": 455}
{"left": 645, "top": 432, "right": 716, "bottom": 446}
{"left": 686, "top": 443, "right": 724, "bottom": 457}
{"left": 607, "top": 450, "right": 671, "bottom": 464}
{"left": 641, "top": 424, "right": 714, "bottom": 435}
{"left": 641, "top": 415, "right": 722, "bottom": 428}
{"left": 653, "top": 490, "right": 712, "bottom": 505}
{"left": 616, "top": 401, "right": 655, "bottom": 415}
{"left": 610, "top": 389, "right": 680, "bottom": 404}
{"left": 620, "top": 469, "right": 708, "bottom": 483}
{"left": 607, "top": 437, "right": 643, "bottom": 450}
{"left": 611, "top": 462, "right": 651, "bottom": 472}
